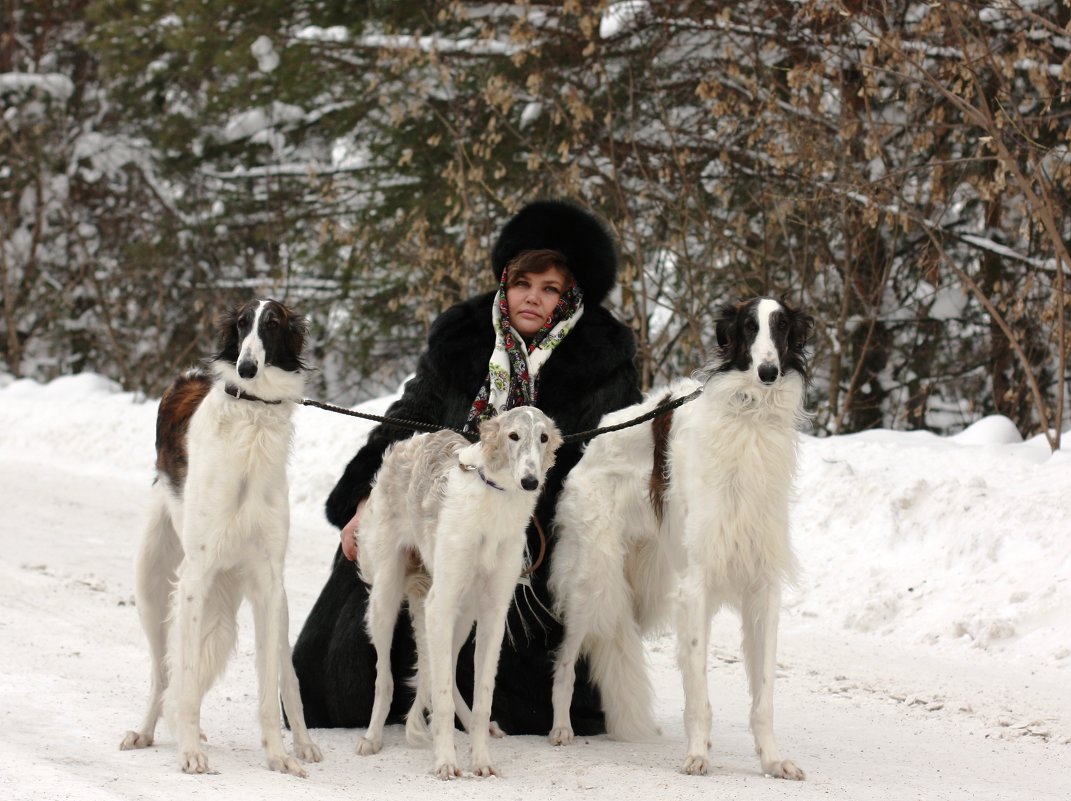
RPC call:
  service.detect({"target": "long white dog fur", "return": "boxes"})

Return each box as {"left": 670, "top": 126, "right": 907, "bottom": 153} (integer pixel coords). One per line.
{"left": 549, "top": 297, "right": 812, "bottom": 779}
{"left": 356, "top": 405, "right": 562, "bottom": 779}
{"left": 120, "top": 299, "right": 321, "bottom": 776}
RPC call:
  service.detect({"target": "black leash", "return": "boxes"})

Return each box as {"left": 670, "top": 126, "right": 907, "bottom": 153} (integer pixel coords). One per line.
{"left": 559, "top": 387, "right": 703, "bottom": 444}
{"left": 300, "top": 387, "right": 703, "bottom": 445}
{"left": 300, "top": 398, "right": 480, "bottom": 441}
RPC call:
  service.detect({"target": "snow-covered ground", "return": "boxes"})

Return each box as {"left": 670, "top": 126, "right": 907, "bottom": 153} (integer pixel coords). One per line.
{"left": 0, "top": 373, "right": 1067, "bottom": 801}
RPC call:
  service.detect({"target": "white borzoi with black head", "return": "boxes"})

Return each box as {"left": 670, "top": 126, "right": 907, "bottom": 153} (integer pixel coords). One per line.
{"left": 549, "top": 297, "right": 812, "bottom": 780}
{"left": 119, "top": 298, "right": 322, "bottom": 776}
{"left": 355, "top": 406, "right": 562, "bottom": 779}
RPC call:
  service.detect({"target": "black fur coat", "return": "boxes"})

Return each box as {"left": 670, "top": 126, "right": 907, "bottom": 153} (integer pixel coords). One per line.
{"left": 292, "top": 290, "right": 641, "bottom": 734}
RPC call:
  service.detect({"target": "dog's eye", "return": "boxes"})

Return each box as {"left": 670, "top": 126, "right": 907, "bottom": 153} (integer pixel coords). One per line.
{"left": 744, "top": 318, "right": 758, "bottom": 332}
{"left": 509, "top": 432, "right": 520, "bottom": 441}
{"left": 778, "top": 317, "right": 788, "bottom": 331}
{"left": 266, "top": 318, "right": 279, "bottom": 330}
{"left": 540, "top": 433, "right": 548, "bottom": 443}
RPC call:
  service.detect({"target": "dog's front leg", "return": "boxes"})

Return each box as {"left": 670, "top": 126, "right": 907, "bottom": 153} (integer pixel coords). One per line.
{"left": 250, "top": 567, "right": 308, "bottom": 777}
{"left": 277, "top": 586, "right": 323, "bottom": 766}
{"left": 468, "top": 540, "right": 524, "bottom": 777}
{"left": 548, "top": 611, "right": 585, "bottom": 745}
{"left": 425, "top": 563, "right": 465, "bottom": 779}
{"left": 675, "top": 568, "right": 713, "bottom": 776}
{"left": 741, "top": 583, "right": 803, "bottom": 780}
{"left": 174, "top": 566, "right": 212, "bottom": 774}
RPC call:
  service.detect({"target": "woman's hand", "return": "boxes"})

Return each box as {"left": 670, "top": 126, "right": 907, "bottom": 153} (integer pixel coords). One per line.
{"left": 340, "top": 499, "right": 367, "bottom": 562}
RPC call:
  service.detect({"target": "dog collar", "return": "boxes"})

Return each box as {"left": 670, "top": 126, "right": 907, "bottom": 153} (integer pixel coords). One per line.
{"left": 458, "top": 461, "right": 506, "bottom": 492}
{"left": 224, "top": 383, "right": 282, "bottom": 405}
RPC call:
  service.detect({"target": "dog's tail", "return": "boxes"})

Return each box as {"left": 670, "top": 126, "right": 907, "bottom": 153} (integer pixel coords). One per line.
{"left": 585, "top": 626, "right": 660, "bottom": 742}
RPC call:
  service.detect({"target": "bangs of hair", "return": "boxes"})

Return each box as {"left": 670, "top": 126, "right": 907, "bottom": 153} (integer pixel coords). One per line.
{"left": 504, "top": 249, "right": 574, "bottom": 289}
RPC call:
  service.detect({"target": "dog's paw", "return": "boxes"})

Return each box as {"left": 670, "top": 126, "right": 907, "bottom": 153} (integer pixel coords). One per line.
{"left": 294, "top": 740, "right": 323, "bottom": 763}
{"left": 180, "top": 750, "right": 210, "bottom": 774}
{"left": 548, "top": 726, "right": 575, "bottom": 746}
{"left": 433, "top": 760, "right": 462, "bottom": 780}
{"left": 268, "top": 753, "right": 308, "bottom": 778}
{"left": 356, "top": 735, "right": 382, "bottom": 756}
{"left": 764, "top": 758, "right": 805, "bottom": 780}
{"left": 489, "top": 720, "right": 506, "bottom": 739}
{"left": 681, "top": 754, "right": 709, "bottom": 776}
{"left": 120, "top": 730, "right": 153, "bottom": 750}
{"left": 472, "top": 761, "right": 499, "bottom": 778}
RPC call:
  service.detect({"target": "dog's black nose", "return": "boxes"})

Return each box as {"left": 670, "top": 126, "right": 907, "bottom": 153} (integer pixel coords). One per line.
{"left": 521, "top": 476, "right": 539, "bottom": 492}
{"left": 238, "top": 359, "right": 258, "bottom": 379}
{"left": 758, "top": 363, "right": 779, "bottom": 384}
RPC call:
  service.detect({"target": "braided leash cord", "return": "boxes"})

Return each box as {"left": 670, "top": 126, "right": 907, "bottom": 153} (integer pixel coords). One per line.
{"left": 301, "top": 386, "right": 703, "bottom": 446}
{"left": 300, "top": 398, "right": 480, "bottom": 442}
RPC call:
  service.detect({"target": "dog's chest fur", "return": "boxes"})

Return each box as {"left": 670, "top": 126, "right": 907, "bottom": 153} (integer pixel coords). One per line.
{"left": 667, "top": 376, "right": 801, "bottom": 589}
{"left": 160, "top": 384, "right": 294, "bottom": 561}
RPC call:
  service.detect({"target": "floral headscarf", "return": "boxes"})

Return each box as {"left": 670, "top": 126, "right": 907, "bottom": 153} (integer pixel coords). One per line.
{"left": 465, "top": 268, "right": 584, "bottom": 431}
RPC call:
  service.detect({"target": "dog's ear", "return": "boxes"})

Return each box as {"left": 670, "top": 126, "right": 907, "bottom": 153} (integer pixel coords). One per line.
{"left": 790, "top": 307, "right": 815, "bottom": 350}
{"left": 278, "top": 303, "right": 309, "bottom": 371}
{"left": 714, "top": 302, "right": 739, "bottom": 349}
{"left": 784, "top": 302, "right": 814, "bottom": 381}
{"left": 541, "top": 420, "right": 563, "bottom": 473}
{"left": 214, "top": 304, "right": 244, "bottom": 363}
{"left": 477, "top": 415, "right": 508, "bottom": 471}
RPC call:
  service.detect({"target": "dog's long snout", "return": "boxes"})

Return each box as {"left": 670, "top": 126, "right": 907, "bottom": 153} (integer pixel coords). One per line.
{"left": 520, "top": 475, "right": 539, "bottom": 492}
{"left": 758, "top": 362, "right": 780, "bottom": 384}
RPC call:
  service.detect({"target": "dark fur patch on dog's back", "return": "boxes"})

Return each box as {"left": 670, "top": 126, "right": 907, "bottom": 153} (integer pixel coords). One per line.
{"left": 155, "top": 368, "right": 212, "bottom": 493}
{"left": 649, "top": 392, "right": 674, "bottom": 525}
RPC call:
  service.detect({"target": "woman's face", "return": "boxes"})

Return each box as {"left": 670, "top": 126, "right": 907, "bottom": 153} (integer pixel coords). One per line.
{"left": 506, "top": 265, "right": 569, "bottom": 339}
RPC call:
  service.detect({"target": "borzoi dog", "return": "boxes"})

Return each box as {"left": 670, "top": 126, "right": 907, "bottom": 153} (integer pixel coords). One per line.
{"left": 119, "top": 299, "right": 322, "bottom": 776}
{"left": 549, "top": 297, "right": 812, "bottom": 780}
{"left": 355, "top": 406, "right": 561, "bottom": 779}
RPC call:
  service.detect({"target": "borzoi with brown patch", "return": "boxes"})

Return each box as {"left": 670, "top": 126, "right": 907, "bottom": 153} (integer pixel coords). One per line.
{"left": 549, "top": 297, "right": 812, "bottom": 780}
{"left": 119, "top": 299, "right": 321, "bottom": 776}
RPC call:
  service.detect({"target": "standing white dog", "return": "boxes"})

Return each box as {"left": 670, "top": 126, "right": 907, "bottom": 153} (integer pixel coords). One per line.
{"left": 355, "top": 406, "right": 561, "bottom": 779}
{"left": 120, "top": 299, "right": 322, "bottom": 776}
{"left": 549, "top": 297, "right": 812, "bottom": 780}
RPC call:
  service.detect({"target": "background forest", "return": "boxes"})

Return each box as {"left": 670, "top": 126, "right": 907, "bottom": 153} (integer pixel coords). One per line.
{"left": 3, "top": 0, "right": 1069, "bottom": 445}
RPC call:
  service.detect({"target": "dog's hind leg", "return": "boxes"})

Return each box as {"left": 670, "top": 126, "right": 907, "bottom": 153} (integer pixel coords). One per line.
{"left": 121, "top": 497, "right": 182, "bottom": 751}
{"left": 446, "top": 611, "right": 505, "bottom": 740}
{"left": 741, "top": 582, "right": 803, "bottom": 780}
{"left": 357, "top": 552, "right": 407, "bottom": 757}
{"left": 403, "top": 588, "right": 432, "bottom": 747}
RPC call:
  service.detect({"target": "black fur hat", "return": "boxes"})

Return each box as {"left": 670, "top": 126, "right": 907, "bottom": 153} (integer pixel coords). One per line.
{"left": 490, "top": 199, "right": 619, "bottom": 306}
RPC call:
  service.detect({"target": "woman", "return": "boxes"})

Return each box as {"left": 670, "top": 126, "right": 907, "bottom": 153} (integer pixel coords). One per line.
{"left": 292, "top": 200, "right": 641, "bottom": 735}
